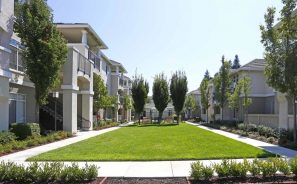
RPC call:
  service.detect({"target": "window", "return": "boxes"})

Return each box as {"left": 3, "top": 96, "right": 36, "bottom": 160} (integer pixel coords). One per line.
{"left": 9, "top": 93, "right": 26, "bottom": 124}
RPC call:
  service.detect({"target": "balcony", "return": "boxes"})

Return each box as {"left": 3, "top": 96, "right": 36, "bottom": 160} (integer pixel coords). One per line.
{"left": 9, "top": 45, "right": 24, "bottom": 72}
{"left": 88, "top": 50, "right": 100, "bottom": 71}
{"left": 77, "top": 52, "right": 91, "bottom": 77}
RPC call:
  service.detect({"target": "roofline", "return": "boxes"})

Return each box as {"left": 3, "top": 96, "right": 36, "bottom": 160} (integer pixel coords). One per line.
{"left": 55, "top": 23, "right": 108, "bottom": 49}
{"left": 232, "top": 59, "right": 265, "bottom": 73}
{"left": 110, "top": 60, "right": 128, "bottom": 73}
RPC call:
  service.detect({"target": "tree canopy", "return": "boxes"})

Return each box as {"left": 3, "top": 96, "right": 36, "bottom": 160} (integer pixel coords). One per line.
{"left": 152, "top": 73, "right": 170, "bottom": 123}
{"left": 213, "top": 56, "right": 231, "bottom": 120}
{"left": 131, "top": 74, "right": 149, "bottom": 123}
{"left": 260, "top": 0, "right": 297, "bottom": 141}
{"left": 231, "top": 55, "right": 241, "bottom": 69}
{"left": 170, "top": 71, "right": 188, "bottom": 124}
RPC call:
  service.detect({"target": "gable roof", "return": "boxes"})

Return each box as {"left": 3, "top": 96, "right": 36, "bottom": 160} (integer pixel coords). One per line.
{"left": 233, "top": 59, "right": 265, "bottom": 72}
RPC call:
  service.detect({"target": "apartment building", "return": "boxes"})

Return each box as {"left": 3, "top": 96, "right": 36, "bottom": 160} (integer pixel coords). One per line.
{"left": 0, "top": 2, "right": 132, "bottom": 133}
{"left": 201, "top": 59, "right": 294, "bottom": 130}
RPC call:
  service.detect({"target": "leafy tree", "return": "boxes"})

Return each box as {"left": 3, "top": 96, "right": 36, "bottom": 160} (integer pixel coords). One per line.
{"left": 14, "top": 0, "right": 68, "bottom": 122}
{"left": 260, "top": 0, "right": 297, "bottom": 141}
{"left": 213, "top": 56, "right": 231, "bottom": 121}
{"left": 184, "top": 95, "right": 196, "bottom": 119}
{"left": 170, "top": 71, "right": 188, "bottom": 124}
{"left": 123, "top": 95, "right": 132, "bottom": 121}
{"left": 240, "top": 77, "right": 252, "bottom": 125}
{"left": 200, "top": 78, "right": 210, "bottom": 122}
{"left": 131, "top": 74, "right": 149, "bottom": 124}
{"left": 152, "top": 73, "right": 169, "bottom": 123}
{"left": 231, "top": 55, "right": 241, "bottom": 69}
{"left": 93, "top": 74, "right": 108, "bottom": 113}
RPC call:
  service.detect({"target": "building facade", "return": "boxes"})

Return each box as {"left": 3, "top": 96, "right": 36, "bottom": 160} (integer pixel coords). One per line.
{"left": 0, "top": 3, "right": 132, "bottom": 132}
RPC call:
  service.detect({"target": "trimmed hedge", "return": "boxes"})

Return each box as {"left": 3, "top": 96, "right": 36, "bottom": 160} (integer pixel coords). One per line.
{"left": 0, "top": 161, "right": 98, "bottom": 183}
{"left": 10, "top": 123, "right": 40, "bottom": 140}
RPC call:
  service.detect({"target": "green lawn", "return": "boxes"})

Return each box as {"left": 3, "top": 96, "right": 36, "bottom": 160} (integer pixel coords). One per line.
{"left": 29, "top": 123, "right": 274, "bottom": 161}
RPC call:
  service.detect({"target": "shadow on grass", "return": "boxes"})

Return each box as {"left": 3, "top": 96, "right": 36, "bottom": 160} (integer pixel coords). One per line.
{"left": 125, "top": 123, "right": 179, "bottom": 128}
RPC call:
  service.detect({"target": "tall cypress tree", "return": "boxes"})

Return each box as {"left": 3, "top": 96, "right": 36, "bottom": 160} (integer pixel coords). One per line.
{"left": 232, "top": 55, "right": 241, "bottom": 69}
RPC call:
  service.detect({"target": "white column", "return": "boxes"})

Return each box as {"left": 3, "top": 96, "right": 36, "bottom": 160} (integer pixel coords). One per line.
{"left": 277, "top": 92, "right": 289, "bottom": 129}
{"left": 62, "top": 89, "right": 77, "bottom": 133}
{"left": 81, "top": 92, "right": 93, "bottom": 130}
{"left": 0, "top": 76, "right": 9, "bottom": 131}
{"left": 81, "top": 30, "right": 88, "bottom": 45}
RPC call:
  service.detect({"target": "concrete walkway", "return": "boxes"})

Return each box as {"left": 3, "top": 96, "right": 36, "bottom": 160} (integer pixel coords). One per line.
{"left": 1, "top": 121, "right": 297, "bottom": 177}
{"left": 187, "top": 122, "right": 297, "bottom": 158}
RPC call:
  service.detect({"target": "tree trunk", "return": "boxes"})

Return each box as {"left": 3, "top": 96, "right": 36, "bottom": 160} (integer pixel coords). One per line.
{"left": 35, "top": 101, "right": 39, "bottom": 123}
{"left": 158, "top": 111, "right": 163, "bottom": 124}
{"left": 293, "top": 95, "right": 297, "bottom": 143}
{"left": 177, "top": 113, "right": 180, "bottom": 125}
{"left": 138, "top": 113, "right": 141, "bottom": 125}
{"left": 206, "top": 108, "right": 208, "bottom": 123}
{"left": 221, "top": 105, "right": 224, "bottom": 121}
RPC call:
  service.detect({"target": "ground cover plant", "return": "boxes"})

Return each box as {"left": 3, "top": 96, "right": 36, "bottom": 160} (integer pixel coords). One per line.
{"left": 29, "top": 123, "right": 273, "bottom": 161}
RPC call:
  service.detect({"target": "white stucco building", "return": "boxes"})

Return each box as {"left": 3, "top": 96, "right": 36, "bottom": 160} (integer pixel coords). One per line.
{"left": 0, "top": 3, "right": 131, "bottom": 133}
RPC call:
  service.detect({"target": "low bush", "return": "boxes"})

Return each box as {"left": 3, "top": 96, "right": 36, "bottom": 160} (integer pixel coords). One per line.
{"left": 250, "top": 159, "right": 261, "bottom": 176}
{"left": 0, "top": 131, "right": 72, "bottom": 155}
{"left": 0, "top": 161, "right": 98, "bottom": 183}
{"left": 10, "top": 123, "right": 40, "bottom": 140}
{"left": 257, "top": 159, "right": 277, "bottom": 177}
{"left": 270, "top": 157, "right": 290, "bottom": 175}
{"left": 213, "top": 160, "right": 231, "bottom": 177}
{"left": 290, "top": 157, "right": 297, "bottom": 175}
{"left": 229, "top": 160, "right": 249, "bottom": 178}
{"left": 190, "top": 161, "right": 213, "bottom": 180}
{"left": 258, "top": 125, "right": 277, "bottom": 138}
{"left": 0, "top": 131, "right": 17, "bottom": 144}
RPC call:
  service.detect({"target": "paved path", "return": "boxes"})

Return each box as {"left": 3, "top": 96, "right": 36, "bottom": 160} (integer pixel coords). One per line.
{"left": 187, "top": 122, "right": 297, "bottom": 158}
{"left": 1, "top": 121, "right": 297, "bottom": 177}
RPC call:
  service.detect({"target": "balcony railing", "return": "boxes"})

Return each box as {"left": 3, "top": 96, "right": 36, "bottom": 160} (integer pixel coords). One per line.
{"left": 77, "top": 53, "right": 91, "bottom": 76}
{"left": 88, "top": 50, "right": 100, "bottom": 71}
{"left": 9, "top": 45, "right": 24, "bottom": 72}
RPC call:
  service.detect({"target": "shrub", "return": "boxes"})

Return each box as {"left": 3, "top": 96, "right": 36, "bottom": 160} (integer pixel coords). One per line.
{"left": 213, "top": 160, "right": 230, "bottom": 177}
{"left": 258, "top": 159, "right": 277, "bottom": 177}
{"left": 229, "top": 160, "right": 248, "bottom": 178}
{"left": 190, "top": 161, "right": 213, "bottom": 180}
{"left": 270, "top": 158, "right": 290, "bottom": 175}
{"left": 250, "top": 159, "right": 261, "bottom": 176}
{"left": 247, "top": 124, "right": 258, "bottom": 132}
{"left": 237, "top": 123, "right": 246, "bottom": 131}
{"left": 258, "top": 125, "right": 277, "bottom": 138}
{"left": 0, "top": 131, "right": 17, "bottom": 144}
{"left": 290, "top": 157, "right": 297, "bottom": 175}
{"left": 10, "top": 123, "right": 40, "bottom": 140}
{"left": 267, "top": 137, "right": 276, "bottom": 144}
{"left": 84, "top": 163, "right": 99, "bottom": 180}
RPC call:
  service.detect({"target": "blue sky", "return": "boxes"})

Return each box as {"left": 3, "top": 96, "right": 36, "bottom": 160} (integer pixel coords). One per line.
{"left": 48, "top": 0, "right": 283, "bottom": 94}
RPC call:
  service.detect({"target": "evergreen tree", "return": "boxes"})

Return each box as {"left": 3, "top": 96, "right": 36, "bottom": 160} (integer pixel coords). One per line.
{"left": 204, "top": 70, "right": 210, "bottom": 80}
{"left": 260, "top": 0, "right": 297, "bottom": 141}
{"left": 170, "top": 71, "right": 188, "bottom": 124}
{"left": 152, "top": 73, "right": 170, "bottom": 123}
{"left": 14, "top": 0, "right": 68, "bottom": 122}
{"left": 131, "top": 74, "right": 149, "bottom": 124}
{"left": 232, "top": 55, "right": 241, "bottom": 69}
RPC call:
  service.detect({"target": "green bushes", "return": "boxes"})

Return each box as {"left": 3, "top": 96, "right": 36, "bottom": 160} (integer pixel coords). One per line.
{"left": 0, "top": 161, "right": 98, "bottom": 183}
{"left": 0, "top": 131, "right": 72, "bottom": 155}
{"left": 191, "top": 157, "right": 297, "bottom": 181}
{"left": 10, "top": 123, "right": 40, "bottom": 140}
{"left": 0, "top": 131, "right": 17, "bottom": 144}
{"left": 93, "top": 120, "right": 119, "bottom": 130}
